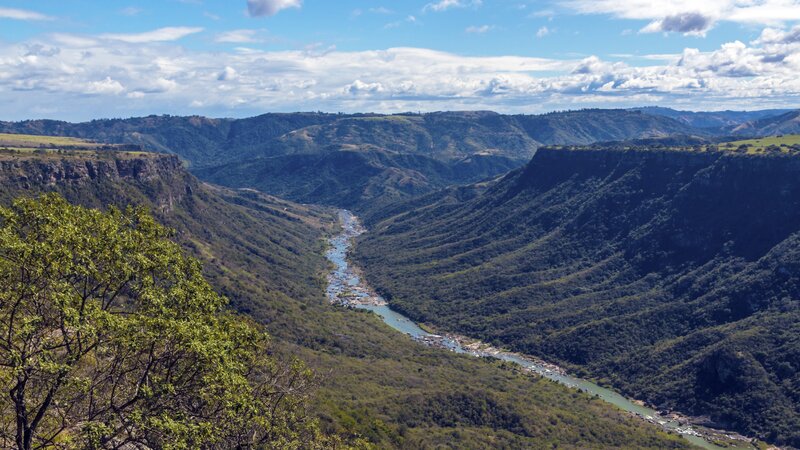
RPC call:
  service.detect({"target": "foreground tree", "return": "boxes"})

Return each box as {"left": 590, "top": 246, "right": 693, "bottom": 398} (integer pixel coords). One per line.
{"left": 0, "top": 194, "right": 346, "bottom": 449}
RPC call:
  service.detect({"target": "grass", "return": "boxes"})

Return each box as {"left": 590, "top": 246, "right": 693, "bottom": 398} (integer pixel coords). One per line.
{"left": 0, "top": 147, "right": 155, "bottom": 160}
{"left": 547, "top": 135, "right": 800, "bottom": 156}
{"left": 0, "top": 132, "right": 152, "bottom": 159}
{"left": 0, "top": 133, "right": 98, "bottom": 147}
{"left": 723, "top": 135, "right": 800, "bottom": 154}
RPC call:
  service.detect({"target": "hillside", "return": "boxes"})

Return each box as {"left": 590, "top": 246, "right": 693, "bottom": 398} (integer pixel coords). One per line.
{"left": 0, "top": 113, "right": 339, "bottom": 167}
{"left": 512, "top": 109, "right": 705, "bottom": 145}
{"left": 631, "top": 107, "right": 794, "bottom": 129}
{"left": 731, "top": 110, "right": 800, "bottom": 137}
{"left": 0, "top": 150, "right": 695, "bottom": 449}
{"left": 196, "top": 149, "right": 520, "bottom": 211}
{"left": 197, "top": 109, "right": 704, "bottom": 210}
{"left": 0, "top": 109, "right": 744, "bottom": 212}
{"left": 356, "top": 146, "right": 800, "bottom": 447}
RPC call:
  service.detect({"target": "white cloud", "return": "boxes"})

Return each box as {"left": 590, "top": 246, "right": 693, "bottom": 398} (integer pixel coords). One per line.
{"left": 561, "top": 0, "right": 800, "bottom": 35}
{"left": 215, "top": 29, "right": 263, "bottom": 43}
{"left": 0, "top": 7, "right": 53, "bottom": 21}
{"left": 3, "top": 29, "right": 800, "bottom": 120}
{"left": 100, "top": 27, "right": 204, "bottom": 43}
{"left": 86, "top": 77, "right": 125, "bottom": 95}
{"left": 536, "top": 26, "right": 551, "bottom": 38}
{"left": 218, "top": 66, "right": 239, "bottom": 81}
{"left": 247, "top": 0, "right": 302, "bottom": 17}
{"left": 423, "top": 0, "right": 482, "bottom": 13}
{"left": 466, "top": 25, "right": 493, "bottom": 33}
{"left": 640, "top": 12, "right": 714, "bottom": 36}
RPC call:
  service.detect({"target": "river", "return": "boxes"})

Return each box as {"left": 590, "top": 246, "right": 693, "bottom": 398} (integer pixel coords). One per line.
{"left": 325, "top": 209, "right": 757, "bottom": 450}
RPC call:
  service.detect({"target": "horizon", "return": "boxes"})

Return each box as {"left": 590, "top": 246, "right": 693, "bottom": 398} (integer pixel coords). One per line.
{"left": 3, "top": 105, "right": 797, "bottom": 124}
{"left": 1, "top": 0, "right": 800, "bottom": 121}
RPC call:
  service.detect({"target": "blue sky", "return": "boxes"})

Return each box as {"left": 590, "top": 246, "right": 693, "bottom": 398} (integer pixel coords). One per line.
{"left": 1, "top": 0, "right": 799, "bottom": 120}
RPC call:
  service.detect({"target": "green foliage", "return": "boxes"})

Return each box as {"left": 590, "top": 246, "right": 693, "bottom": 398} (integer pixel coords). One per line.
{"left": 0, "top": 194, "right": 332, "bottom": 449}
{"left": 725, "top": 135, "right": 800, "bottom": 154}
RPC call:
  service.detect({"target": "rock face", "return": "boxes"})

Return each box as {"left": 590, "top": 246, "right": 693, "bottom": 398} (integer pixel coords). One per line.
{"left": 0, "top": 155, "right": 182, "bottom": 187}
{"left": 0, "top": 155, "right": 192, "bottom": 216}
{"left": 356, "top": 147, "right": 800, "bottom": 447}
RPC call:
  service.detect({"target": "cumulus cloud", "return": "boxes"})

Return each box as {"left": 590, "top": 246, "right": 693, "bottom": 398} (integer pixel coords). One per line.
{"left": 640, "top": 12, "right": 714, "bottom": 36}
{"left": 86, "top": 77, "right": 125, "bottom": 95}
{"left": 0, "top": 7, "right": 53, "bottom": 21}
{"left": 247, "top": 0, "right": 302, "bottom": 17}
{"left": 756, "top": 25, "right": 800, "bottom": 45}
{"left": 100, "top": 27, "right": 204, "bottom": 43}
{"left": 2, "top": 28, "right": 800, "bottom": 120}
{"left": 218, "top": 66, "right": 239, "bottom": 81}
{"left": 423, "top": 0, "right": 482, "bottom": 13}
{"left": 561, "top": 0, "right": 800, "bottom": 34}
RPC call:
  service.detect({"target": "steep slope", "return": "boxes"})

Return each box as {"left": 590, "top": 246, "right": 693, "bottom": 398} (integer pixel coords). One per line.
{"left": 262, "top": 112, "right": 539, "bottom": 161}
{"left": 356, "top": 147, "right": 800, "bottom": 447}
{"left": 0, "top": 109, "right": 716, "bottom": 212}
{"left": 0, "top": 113, "right": 339, "bottom": 167}
{"left": 196, "top": 149, "right": 520, "bottom": 211}
{"left": 631, "top": 107, "right": 793, "bottom": 129}
{"left": 731, "top": 110, "right": 800, "bottom": 136}
{"left": 513, "top": 109, "right": 703, "bottom": 145}
{"left": 0, "top": 150, "right": 694, "bottom": 449}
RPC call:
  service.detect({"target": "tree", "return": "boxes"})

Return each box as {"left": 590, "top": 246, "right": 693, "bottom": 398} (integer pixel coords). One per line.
{"left": 0, "top": 194, "right": 346, "bottom": 449}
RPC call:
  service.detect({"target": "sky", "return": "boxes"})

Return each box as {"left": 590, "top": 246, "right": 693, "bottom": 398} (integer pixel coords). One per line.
{"left": 1, "top": 0, "right": 800, "bottom": 121}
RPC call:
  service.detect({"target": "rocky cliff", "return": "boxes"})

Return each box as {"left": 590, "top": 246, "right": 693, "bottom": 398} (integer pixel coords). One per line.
{"left": 0, "top": 154, "right": 182, "bottom": 187}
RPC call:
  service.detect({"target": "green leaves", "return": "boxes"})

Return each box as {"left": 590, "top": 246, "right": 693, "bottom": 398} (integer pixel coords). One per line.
{"left": 0, "top": 194, "right": 333, "bottom": 449}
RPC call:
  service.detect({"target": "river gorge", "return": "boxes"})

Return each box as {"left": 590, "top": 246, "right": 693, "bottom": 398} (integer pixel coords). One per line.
{"left": 325, "top": 209, "right": 759, "bottom": 450}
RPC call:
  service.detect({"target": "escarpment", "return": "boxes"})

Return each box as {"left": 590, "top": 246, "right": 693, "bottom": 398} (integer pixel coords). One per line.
{"left": 0, "top": 154, "right": 182, "bottom": 187}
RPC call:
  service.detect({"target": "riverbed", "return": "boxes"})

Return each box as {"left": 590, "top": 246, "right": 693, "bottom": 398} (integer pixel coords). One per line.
{"left": 325, "top": 209, "right": 757, "bottom": 450}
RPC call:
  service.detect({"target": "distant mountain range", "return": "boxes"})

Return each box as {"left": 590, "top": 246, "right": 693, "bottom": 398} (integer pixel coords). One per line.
{"left": 1, "top": 107, "right": 798, "bottom": 210}
{"left": 631, "top": 106, "right": 795, "bottom": 129}
{"left": 0, "top": 107, "right": 800, "bottom": 211}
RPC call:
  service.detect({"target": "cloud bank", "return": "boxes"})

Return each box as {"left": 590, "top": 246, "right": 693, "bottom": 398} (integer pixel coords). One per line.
{"left": 2, "top": 25, "right": 800, "bottom": 120}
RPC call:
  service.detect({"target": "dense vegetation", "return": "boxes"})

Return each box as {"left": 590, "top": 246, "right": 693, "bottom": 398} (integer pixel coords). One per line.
{"left": 196, "top": 149, "right": 521, "bottom": 211}
{"left": 0, "top": 152, "right": 694, "bottom": 449}
{"left": 0, "top": 195, "right": 335, "bottom": 450}
{"left": 356, "top": 146, "right": 800, "bottom": 447}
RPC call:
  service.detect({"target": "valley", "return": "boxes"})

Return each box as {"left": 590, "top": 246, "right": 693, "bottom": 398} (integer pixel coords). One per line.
{"left": 0, "top": 148, "right": 697, "bottom": 449}
{"left": 5, "top": 3, "right": 800, "bottom": 448}
{"left": 327, "top": 210, "right": 758, "bottom": 450}
{"left": 1, "top": 108, "right": 798, "bottom": 450}
{"left": 356, "top": 144, "right": 800, "bottom": 448}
